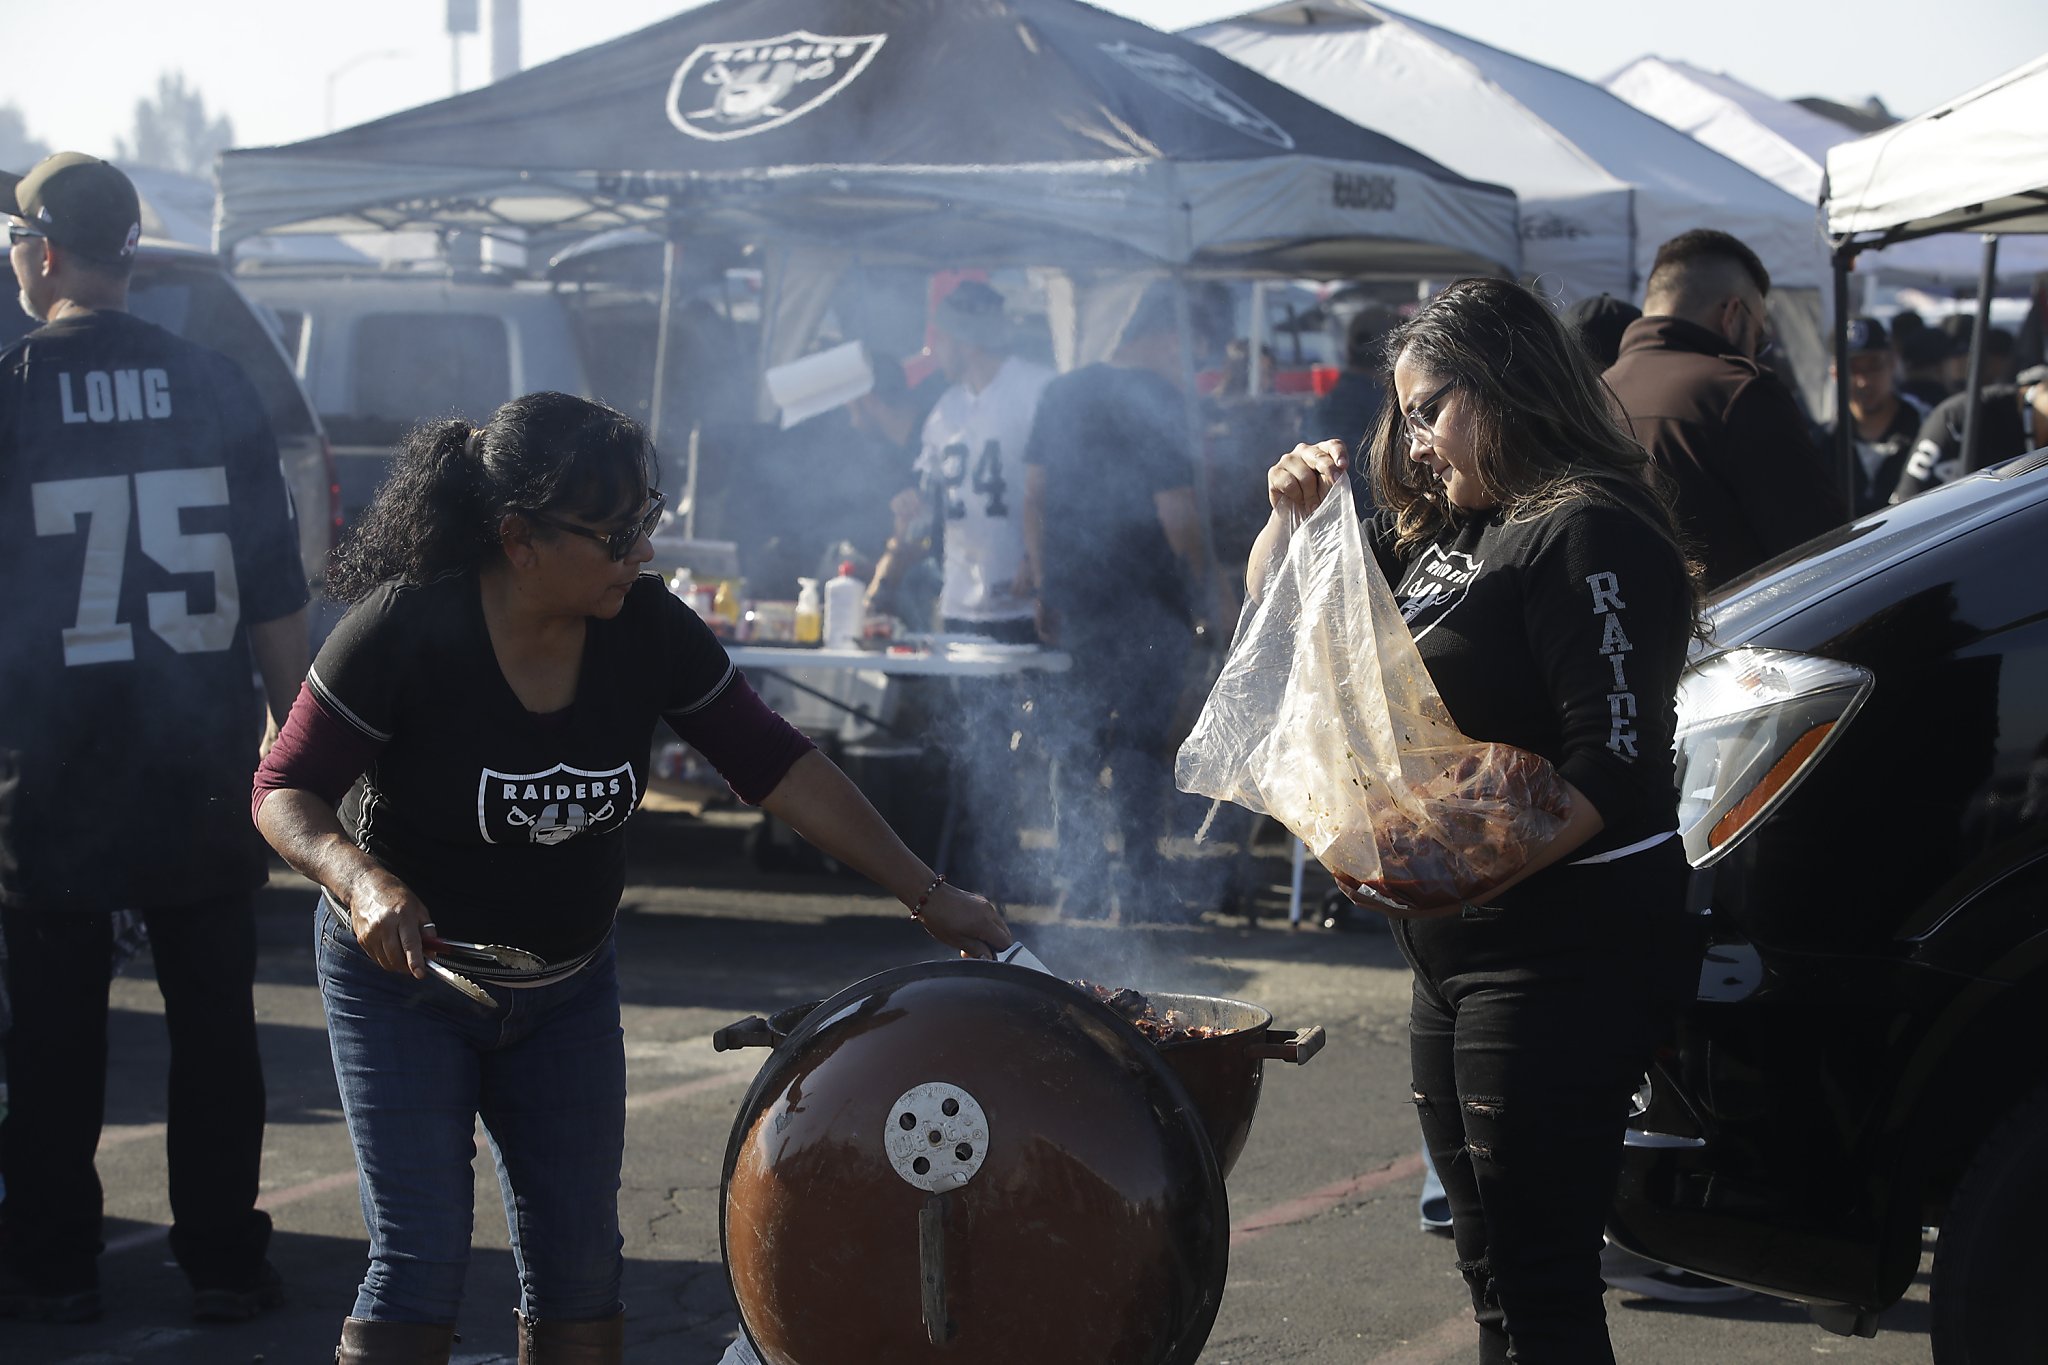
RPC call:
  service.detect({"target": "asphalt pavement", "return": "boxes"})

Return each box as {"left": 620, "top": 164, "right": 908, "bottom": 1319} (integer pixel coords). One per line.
{"left": 1, "top": 809, "right": 1935, "bottom": 1364}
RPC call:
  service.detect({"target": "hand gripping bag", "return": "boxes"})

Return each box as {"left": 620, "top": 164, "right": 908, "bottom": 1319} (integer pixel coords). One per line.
{"left": 1176, "top": 479, "right": 1568, "bottom": 907}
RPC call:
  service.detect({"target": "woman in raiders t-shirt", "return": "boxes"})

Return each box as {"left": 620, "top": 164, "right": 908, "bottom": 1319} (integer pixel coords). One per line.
{"left": 1253, "top": 279, "right": 1702, "bottom": 1365}
{"left": 252, "top": 393, "right": 1011, "bottom": 1364}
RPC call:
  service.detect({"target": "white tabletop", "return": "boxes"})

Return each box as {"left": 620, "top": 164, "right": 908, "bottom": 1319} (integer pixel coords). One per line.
{"left": 726, "top": 639, "right": 1071, "bottom": 677}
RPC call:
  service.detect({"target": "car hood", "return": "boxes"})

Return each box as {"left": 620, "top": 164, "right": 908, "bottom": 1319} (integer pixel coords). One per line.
{"left": 1702, "top": 449, "right": 2048, "bottom": 650}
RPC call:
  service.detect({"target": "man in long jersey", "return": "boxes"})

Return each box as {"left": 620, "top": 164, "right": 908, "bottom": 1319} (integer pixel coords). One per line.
{"left": 0, "top": 154, "right": 307, "bottom": 1324}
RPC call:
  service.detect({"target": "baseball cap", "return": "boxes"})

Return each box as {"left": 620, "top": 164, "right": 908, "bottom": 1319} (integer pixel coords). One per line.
{"left": 1844, "top": 316, "right": 1890, "bottom": 354}
{"left": 1563, "top": 293, "right": 1642, "bottom": 369}
{"left": 1, "top": 152, "right": 142, "bottom": 264}
{"left": 933, "top": 280, "right": 1009, "bottom": 351}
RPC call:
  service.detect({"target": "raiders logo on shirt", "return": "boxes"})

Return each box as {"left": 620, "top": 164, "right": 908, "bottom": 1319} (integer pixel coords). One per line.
{"left": 478, "top": 762, "right": 639, "bottom": 846}
{"left": 1395, "top": 545, "right": 1484, "bottom": 638}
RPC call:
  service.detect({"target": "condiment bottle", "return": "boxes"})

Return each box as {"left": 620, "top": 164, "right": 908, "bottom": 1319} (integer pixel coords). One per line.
{"left": 795, "top": 578, "right": 823, "bottom": 645}
{"left": 824, "top": 561, "right": 864, "bottom": 648}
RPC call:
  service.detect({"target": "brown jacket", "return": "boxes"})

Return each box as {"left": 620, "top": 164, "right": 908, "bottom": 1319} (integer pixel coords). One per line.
{"left": 1604, "top": 316, "right": 1845, "bottom": 588}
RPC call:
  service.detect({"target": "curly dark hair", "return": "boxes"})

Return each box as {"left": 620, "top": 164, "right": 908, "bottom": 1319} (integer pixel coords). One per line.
{"left": 327, "top": 391, "right": 656, "bottom": 604}
{"left": 1363, "top": 277, "right": 1704, "bottom": 621}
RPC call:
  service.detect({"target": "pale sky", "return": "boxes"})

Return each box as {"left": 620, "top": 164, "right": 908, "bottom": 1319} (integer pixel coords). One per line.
{"left": 8, "top": 0, "right": 2046, "bottom": 162}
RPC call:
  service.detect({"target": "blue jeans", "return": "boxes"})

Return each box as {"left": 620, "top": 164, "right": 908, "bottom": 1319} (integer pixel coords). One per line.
{"left": 316, "top": 903, "right": 626, "bottom": 1324}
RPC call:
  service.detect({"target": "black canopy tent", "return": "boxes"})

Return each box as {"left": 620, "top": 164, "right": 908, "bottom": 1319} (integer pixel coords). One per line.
{"left": 217, "top": 0, "right": 1520, "bottom": 544}
{"left": 216, "top": 0, "right": 1518, "bottom": 275}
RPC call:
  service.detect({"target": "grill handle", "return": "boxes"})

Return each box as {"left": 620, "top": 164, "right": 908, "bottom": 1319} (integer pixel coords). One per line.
{"left": 1247, "top": 1024, "right": 1325, "bottom": 1065}
{"left": 712, "top": 1015, "right": 775, "bottom": 1052}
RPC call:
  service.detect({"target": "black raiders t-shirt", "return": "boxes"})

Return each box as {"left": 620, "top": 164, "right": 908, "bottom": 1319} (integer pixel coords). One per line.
{"left": 310, "top": 572, "right": 734, "bottom": 962}
{"left": 1365, "top": 491, "right": 1692, "bottom": 858}
{"left": 0, "top": 310, "right": 307, "bottom": 911}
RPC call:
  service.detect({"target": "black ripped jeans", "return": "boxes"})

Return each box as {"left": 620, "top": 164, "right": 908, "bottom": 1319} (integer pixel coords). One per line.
{"left": 1390, "top": 842, "right": 1694, "bottom": 1365}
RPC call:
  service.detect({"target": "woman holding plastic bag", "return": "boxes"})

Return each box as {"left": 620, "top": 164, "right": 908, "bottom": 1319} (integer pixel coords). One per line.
{"left": 1233, "top": 278, "right": 1699, "bottom": 1364}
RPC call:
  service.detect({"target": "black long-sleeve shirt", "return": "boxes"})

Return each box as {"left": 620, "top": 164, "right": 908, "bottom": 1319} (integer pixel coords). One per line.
{"left": 1367, "top": 491, "right": 1693, "bottom": 860}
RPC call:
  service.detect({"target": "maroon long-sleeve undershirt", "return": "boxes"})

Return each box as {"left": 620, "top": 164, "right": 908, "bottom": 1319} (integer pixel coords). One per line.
{"left": 252, "top": 674, "right": 815, "bottom": 824}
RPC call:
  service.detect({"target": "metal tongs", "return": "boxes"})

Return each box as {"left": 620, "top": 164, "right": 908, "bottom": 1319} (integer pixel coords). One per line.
{"left": 995, "top": 939, "right": 1052, "bottom": 975}
{"left": 421, "top": 930, "right": 549, "bottom": 1008}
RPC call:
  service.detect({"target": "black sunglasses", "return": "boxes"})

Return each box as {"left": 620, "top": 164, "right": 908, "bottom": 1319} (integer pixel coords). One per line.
{"left": 8, "top": 224, "right": 48, "bottom": 246}
{"left": 1403, "top": 379, "right": 1457, "bottom": 446}
{"left": 523, "top": 490, "right": 665, "bottom": 561}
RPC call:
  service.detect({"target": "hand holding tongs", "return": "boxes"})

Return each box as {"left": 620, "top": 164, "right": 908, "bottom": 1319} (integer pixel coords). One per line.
{"left": 421, "top": 926, "right": 548, "bottom": 1008}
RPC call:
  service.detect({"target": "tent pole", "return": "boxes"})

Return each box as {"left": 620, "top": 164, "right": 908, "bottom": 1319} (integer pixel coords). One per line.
{"left": 1832, "top": 244, "right": 1856, "bottom": 503}
{"left": 648, "top": 223, "right": 682, "bottom": 452}
{"left": 1959, "top": 234, "right": 2000, "bottom": 474}
{"left": 1247, "top": 279, "right": 1268, "bottom": 396}
{"left": 1172, "top": 271, "right": 1220, "bottom": 624}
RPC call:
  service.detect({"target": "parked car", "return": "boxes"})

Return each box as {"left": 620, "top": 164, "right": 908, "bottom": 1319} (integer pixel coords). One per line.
{"left": 1608, "top": 446, "right": 2048, "bottom": 1363}
{"left": 0, "top": 238, "right": 337, "bottom": 586}
{"left": 239, "top": 271, "right": 593, "bottom": 534}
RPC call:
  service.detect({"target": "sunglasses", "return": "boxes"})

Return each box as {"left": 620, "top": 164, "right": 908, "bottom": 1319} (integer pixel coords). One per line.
{"left": 8, "top": 224, "right": 48, "bottom": 246}
{"left": 1403, "top": 379, "right": 1457, "bottom": 448}
{"left": 524, "top": 489, "right": 665, "bottom": 561}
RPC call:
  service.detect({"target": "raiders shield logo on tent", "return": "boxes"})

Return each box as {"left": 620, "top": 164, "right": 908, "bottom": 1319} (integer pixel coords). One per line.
{"left": 1097, "top": 42, "right": 1294, "bottom": 150}
{"left": 666, "top": 30, "right": 887, "bottom": 141}
{"left": 478, "top": 762, "right": 639, "bottom": 846}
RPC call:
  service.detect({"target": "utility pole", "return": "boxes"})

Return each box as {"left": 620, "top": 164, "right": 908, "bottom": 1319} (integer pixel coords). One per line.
{"left": 446, "top": 0, "right": 478, "bottom": 95}
{"left": 490, "top": 0, "right": 522, "bottom": 83}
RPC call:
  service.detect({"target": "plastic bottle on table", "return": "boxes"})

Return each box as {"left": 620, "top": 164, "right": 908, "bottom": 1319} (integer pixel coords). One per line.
{"left": 824, "top": 560, "right": 864, "bottom": 648}
{"left": 795, "top": 578, "right": 823, "bottom": 645}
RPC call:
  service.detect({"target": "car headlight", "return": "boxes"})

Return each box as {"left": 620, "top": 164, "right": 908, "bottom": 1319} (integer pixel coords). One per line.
{"left": 1673, "top": 647, "right": 1874, "bottom": 867}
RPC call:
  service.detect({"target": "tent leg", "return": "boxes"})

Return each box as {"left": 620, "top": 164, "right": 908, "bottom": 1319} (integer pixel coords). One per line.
{"left": 648, "top": 227, "right": 682, "bottom": 451}
{"left": 1959, "top": 234, "right": 2000, "bottom": 473}
{"left": 1832, "top": 246, "right": 1856, "bottom": 503}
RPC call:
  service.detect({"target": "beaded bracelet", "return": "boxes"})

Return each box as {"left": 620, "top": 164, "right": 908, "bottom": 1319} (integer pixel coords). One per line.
{"left": 909, "top": 874, "right": 947, "bottom": 919}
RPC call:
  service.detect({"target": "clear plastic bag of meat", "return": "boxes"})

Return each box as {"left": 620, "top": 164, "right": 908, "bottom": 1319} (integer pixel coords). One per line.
{"left": 1175, "top": 477, "right": 1568, "bottom": 908}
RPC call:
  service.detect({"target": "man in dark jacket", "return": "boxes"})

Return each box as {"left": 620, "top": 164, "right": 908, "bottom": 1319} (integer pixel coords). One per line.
{"left": 1604, "top": 229, "right": 1845, "bottom": 587}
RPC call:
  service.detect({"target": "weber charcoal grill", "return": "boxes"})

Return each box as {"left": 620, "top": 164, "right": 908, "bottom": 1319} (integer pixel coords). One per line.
{"left": 713, "top": 960, "right": 1322, "bottom": 1364}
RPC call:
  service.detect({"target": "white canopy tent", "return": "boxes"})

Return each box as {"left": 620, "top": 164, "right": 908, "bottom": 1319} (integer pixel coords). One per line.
{"left": 1606, "top": 56, "right": 2048, "bottom": 291}
{"left": 1187, "top": 1, "right": 1836, "bottom": 411}
{"left": 1822, "top": 51, "right": 2048, "bottom": 486}
{"left": 1825, "top": 53, "right": 2048, "bottom": 245}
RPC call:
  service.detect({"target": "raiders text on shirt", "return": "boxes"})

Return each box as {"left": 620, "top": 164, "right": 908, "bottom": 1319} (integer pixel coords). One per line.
{"left": 1587, "top": 571, "right": 1639, "bottom": 760}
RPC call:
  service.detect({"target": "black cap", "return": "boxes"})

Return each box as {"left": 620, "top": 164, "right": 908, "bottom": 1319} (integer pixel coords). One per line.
{"left": 1, "top": 152, "right": 142, "bottom": 264}
{"left": 1845, "top": 316, "right": 1890, "bottom": 354}
{"left": 1563, "top": 293, "right": 1641, "bottom": 370}
{"left": 933, "top": 280, "right": 1009, "bottom": 351}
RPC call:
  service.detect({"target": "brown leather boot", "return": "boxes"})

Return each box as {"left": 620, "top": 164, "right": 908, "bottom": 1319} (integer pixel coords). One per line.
{"left": 516, "top": 1308, "right": 625, "bottom": 1364}
{"left": 334, "top": 1316, "right": 458, "bottom": 1364}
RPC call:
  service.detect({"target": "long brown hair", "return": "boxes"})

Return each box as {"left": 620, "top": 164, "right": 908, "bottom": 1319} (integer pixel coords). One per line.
{"left": 1365, "top": 277, "right": 1702, "bottom": 610}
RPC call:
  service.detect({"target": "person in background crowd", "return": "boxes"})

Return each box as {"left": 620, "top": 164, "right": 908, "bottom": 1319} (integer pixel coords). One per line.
{"left": 1891, "top": 364, "right": 2048, "bottom": 502}
{"left": 1310, "top": 304, "right": 1397, "bottom": 491}
{"left": 253, "top": 392, "right": 1011, "bottom": 1365}
{"left": 0, "top": 153, "right": 308, "bottom": 1325}
{"left": 853, "top": 345, "right": 945, "bottom": 625}
{"left": 1561, "top": 293, "right": 1641, "bottom": 371}
{"left": 868, "top": 281, "right": 1049, "bottom": 642}
{"left": 1826, "top": 316, "right": 1929, "bottom": 516}
{"left": 873, "top": 282, "right": 1051, "bottom": 890}
{"left": 1020, "top": 285, "right": 1214, "bottom": 920}
{"left": 1604, "top": 228, "right": 1845, "bottom": 587}
{"left": 1258, "top": 277, "right": 1703, "bottom": 1362}
{"left": 1895, "top": 314, "right": 1955, "bottom": 409}
{"left": 2018, "top": 280, "right": 2046, "bottom": 373}
{"left": 1939, "top": 316, "right": 2017, "bottom": 392}
{"left": 1024, "top": 283, "right": 1235, "bottom": 923}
